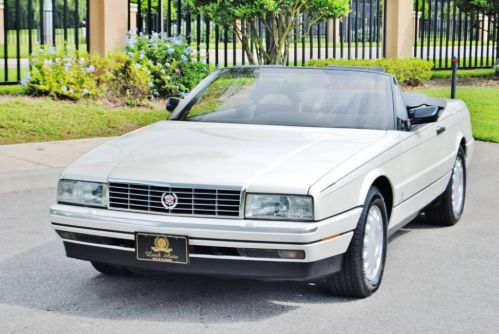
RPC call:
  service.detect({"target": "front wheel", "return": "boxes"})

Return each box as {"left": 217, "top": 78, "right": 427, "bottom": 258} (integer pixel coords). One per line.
{"left": 326, "top": 186, "right": 388, "bottom": 298}
{"left": 425, "top": 147, "right": 466, "bottom": 226}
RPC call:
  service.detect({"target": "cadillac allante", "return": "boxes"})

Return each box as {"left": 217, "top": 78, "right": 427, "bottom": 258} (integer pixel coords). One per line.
{"left": 51, "top": 66, "right": 473, "bottom": 298}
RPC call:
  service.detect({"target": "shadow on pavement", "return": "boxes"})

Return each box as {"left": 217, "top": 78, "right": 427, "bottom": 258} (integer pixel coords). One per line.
{"left": 0, "top": 240, "right": 353, "bottom": 323}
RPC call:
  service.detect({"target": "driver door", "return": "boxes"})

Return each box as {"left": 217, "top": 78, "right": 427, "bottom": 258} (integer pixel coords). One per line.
{"left": 393, "top": 82, "right": 451, "bottom": 218}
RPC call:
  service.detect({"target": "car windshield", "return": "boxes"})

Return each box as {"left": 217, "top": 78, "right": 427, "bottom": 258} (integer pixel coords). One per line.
{"left": 176, "top": 67, "right": 393, "bottom": 130}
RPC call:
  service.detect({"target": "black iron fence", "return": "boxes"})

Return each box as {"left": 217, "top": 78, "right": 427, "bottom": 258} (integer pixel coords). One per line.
{"left": 414, "top": 0, "right": 498, "bottom": 69}
{"left": 1, "top": 0, "right": 89, "bottom": 84}
{"left": 129, "top": 0, "right": 384, "bottom": 67}
{"left": 1, "top": 0, "right": 496, "bottom": 85}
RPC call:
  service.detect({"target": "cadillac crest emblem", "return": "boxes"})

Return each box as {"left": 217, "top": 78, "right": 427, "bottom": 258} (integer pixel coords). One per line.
{"left": 161, "top": 192, "right": 178, "bottom": 210}
{"left": 151, "top": 236, "right": 172, "bottom": 254}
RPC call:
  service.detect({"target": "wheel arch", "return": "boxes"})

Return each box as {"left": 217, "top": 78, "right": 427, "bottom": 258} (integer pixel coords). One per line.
{"left": 459, "top": 136, "right": 466, "bottom": 157}
{"left": 358, "top": 170, "right": 394, "bottom": 222}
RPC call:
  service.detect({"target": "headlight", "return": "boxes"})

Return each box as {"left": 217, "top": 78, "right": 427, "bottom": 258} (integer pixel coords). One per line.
{"left": 57, "top": 180, "right": 107, "bottom": 207}
{"left": 245, "top": 194, "right": 313, "bottom": 221}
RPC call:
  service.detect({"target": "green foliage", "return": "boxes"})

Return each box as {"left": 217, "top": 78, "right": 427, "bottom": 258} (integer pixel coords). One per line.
{"left": 25, "top": 47, "right": 154, "bottom": 105}
{"left": 26, "top": 47, "right": 108, "bottom": 100}
{"left": 455, "top": 0, "right": 499, "bottom": 15}
{"left": 125, "top": 34, "right": 211, "bottom": 97}
{"left": 107, "top": 53, "right": 152, "bottom": 106}
{"left": 306, "top": 58, "right": 434, "bottom": 86}
{"left": 189, "top": 0, "right": 350, "bottom": 64}
{"left": 24, "top": 37, "right": 211, "bottom": 103}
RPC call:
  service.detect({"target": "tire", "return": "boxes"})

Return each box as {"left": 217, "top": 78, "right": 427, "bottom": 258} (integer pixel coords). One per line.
{"left": 326, "top": 186, "right": 388, "bottom": 298}
{"left": 425, "top": 147, "right": 466, "bottom": 226}
{"left": 91, "top": 261, "right": 132, "bottom": 276}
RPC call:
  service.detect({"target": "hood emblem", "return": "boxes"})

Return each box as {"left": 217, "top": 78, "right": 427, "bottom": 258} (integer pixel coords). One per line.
{"left": 161, "top": 192, "right": 178, "bottom": 210}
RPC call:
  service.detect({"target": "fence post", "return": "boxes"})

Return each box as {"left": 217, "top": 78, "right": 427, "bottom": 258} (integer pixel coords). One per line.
{"left": 0, "top": 0, "right": 4, "bottom": 45}
{"left": 384, "top": 0, "right": 414, "bottom": 58}
{"left": 129, "top": 3, "right": 138, "bottom": 34}
{"left": 451, "top": 56, "right": 459, "bottom": 99}
{"left": 89, "top": 0, "right": 129, "bottom": 55}
{"left": 479, "top": 14, "right": 489, "bottom": 42}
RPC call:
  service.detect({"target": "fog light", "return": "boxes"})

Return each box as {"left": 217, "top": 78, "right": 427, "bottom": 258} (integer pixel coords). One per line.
{"left": 57, "top": 231, "right": 76, "bottom": 240}
{"left": 278, "top": 250, "right": 305, "bottom": 259}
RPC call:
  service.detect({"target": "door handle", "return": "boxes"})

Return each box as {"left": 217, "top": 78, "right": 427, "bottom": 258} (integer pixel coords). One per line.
{"left": 436, "top": 125, "right": 446, "bottom": 135}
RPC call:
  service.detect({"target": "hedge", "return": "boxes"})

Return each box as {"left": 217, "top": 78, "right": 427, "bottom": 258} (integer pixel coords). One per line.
{"left": 306, "top": 58, "right": 434, "bottom": 86}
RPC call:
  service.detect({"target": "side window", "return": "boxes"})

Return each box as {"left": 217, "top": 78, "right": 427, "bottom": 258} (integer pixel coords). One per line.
{"left": 392, "top": 79, "right": 408, "bottom": 122}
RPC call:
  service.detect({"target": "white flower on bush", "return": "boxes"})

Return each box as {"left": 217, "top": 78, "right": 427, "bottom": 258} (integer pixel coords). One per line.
{"left": 82, "top": 88, "right": 90, "bottom": 96}
{"left": 167, "top": 48, "right": 174, "bottom": 55}
{"left": 172, "top": 37, "right": 183, "bottom": 46}
{"left": 61, "top": 86, "right": 68, "bottom": 93}
{"left": 181, "top": 55, "right": 188, "bottom": 62}
{"left": 126, "top": 37, "right": 136, "bottom": 48}
{"left": 84, "top": 65, "right": 95, "bottom": 73}
{"left": 21, "top": 72, "right": 31, "bottom": 86}
{"left": 165, "top": 62, "right": 170, "bottom": 68}
{"left": 135, "top": 63, "right": 141, "bottom": 69}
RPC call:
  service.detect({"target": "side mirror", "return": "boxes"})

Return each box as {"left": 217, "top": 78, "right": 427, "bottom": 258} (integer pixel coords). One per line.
{"left": 166, "top": 97, "right": 182, "bottom": 112}
{"left": 408, "top": 105, "right": 440, "bottom": 125}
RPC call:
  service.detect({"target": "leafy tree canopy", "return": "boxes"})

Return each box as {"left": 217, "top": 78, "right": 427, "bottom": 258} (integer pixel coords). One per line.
{"left": 455, "top": 0, "right": 499, "bottom": 16}
{"left": 188, "top": 0, "right": 350, "bottom": 64}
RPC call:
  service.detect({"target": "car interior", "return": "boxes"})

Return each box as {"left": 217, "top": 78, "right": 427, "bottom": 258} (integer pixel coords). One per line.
{"left": 185, "top": 70, "right": 393, "bottom": 130}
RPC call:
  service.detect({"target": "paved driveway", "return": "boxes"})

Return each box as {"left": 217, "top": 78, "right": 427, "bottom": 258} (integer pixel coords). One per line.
{"left": 0, "top": 141, "right": 498, "bottom": 333}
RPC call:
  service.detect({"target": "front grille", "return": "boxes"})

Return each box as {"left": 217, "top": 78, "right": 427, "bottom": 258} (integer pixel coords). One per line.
{"left": 108, "top": 182, "right": 241, "bottom": 217}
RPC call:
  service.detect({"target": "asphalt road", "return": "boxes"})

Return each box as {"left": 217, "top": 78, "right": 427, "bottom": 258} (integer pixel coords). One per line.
{"left": 1, "top": 141, "right": 498, "bottom": 334}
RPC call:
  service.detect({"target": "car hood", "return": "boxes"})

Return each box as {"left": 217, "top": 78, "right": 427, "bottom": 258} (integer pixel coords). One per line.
{"left": 63, "top": 121, "right": 389, "bottom": 194}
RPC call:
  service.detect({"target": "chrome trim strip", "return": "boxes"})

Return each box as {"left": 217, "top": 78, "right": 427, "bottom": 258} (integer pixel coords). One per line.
{"left": 62, "top": 239, "right": 135, "bottom": 252}
{"left": 107, "top": 178, "right": 242, "bottom": 191}
{"left": 50, "top": 210, "right": 319, "bottom": 234}
{"left": 62, "top": 240, "right": 307, "bottom": 262}
{"left": 53, "top": 225, "right": 135, "bottom": 240}
{"left": 189, "top": 254, "right": 305, "bottom": 262}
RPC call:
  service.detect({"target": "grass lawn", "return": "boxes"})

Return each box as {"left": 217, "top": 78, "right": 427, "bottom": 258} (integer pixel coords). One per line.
{"left": 414, "top": 86, "right": 499, "bottom": 143}
{"left": 0, "top": 96, "right": 167, "bottom": 145}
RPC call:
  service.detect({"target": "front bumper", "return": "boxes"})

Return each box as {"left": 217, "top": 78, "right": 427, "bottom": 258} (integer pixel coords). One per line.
{"left": 50, "top": 204, "right": 360, "bottom": 281}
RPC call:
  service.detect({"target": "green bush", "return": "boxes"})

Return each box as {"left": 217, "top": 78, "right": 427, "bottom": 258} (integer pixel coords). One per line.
{"left": 26, "top": 47, "right": 108, "bottom": 100}
{"left": 24, "top": 36, "right": 212, "bottom": 103}
{"left": 24, "top": 47, "right": 153, "bottom": 105}
{"left": 306, "top": 58, "right": 434, "bottom": 86}
{"left": 106, "top": 52, "right": 152, "bottom": 106}
{"left": 125, "top": 34, "right": 211, "bottom": 97}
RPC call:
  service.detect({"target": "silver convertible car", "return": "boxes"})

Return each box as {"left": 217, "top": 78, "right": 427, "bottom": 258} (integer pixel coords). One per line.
{"left": 51, "top": 66, "right": 473, "bottom": 298}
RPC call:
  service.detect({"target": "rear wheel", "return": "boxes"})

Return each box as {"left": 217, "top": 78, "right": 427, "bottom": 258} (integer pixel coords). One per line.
{"left": 425, "top": 147, "right": 466, "bottom": 226}
{"left": 91, "top": 261, "right": 132, "bottom": 276}
{"left": 326, "top": 186, "right": 388, "bottom": 298}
